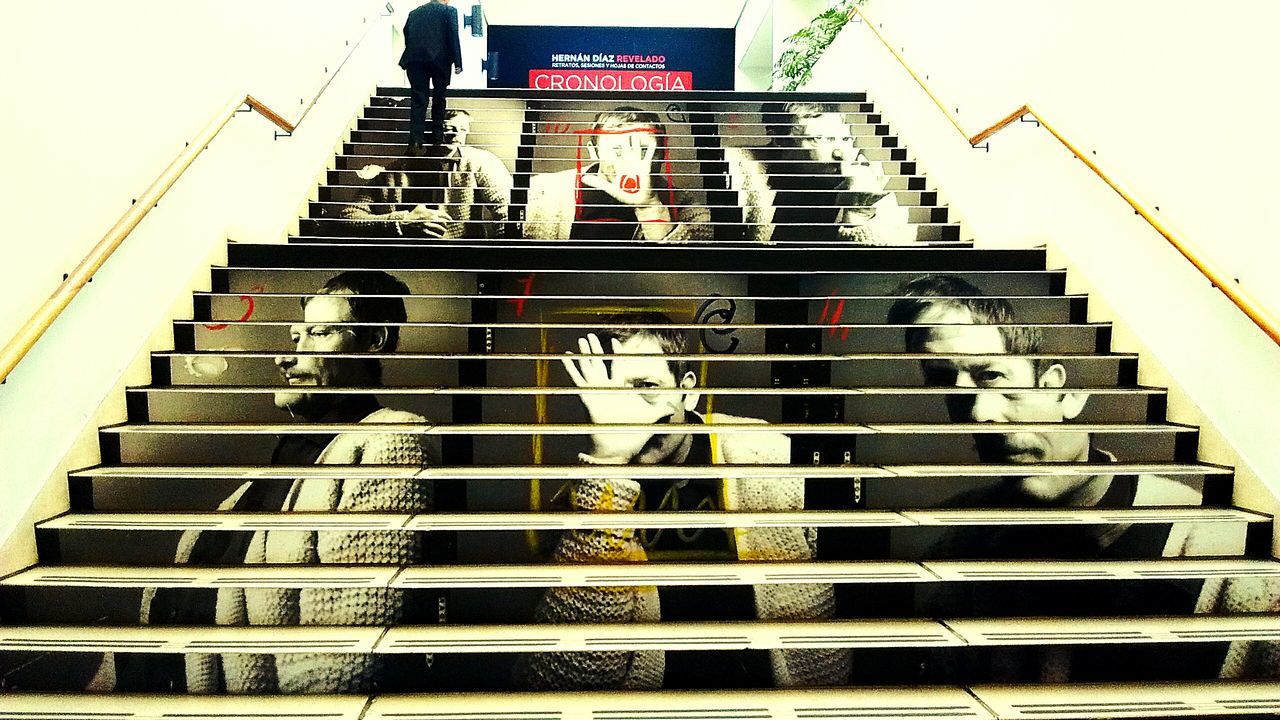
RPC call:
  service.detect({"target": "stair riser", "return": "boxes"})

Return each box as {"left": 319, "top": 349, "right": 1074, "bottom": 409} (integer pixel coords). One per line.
{"left": 225, "top": 245, "right": 1047, "bottom": 272}
{"left": 197, "top": 296, "right": 1085, "bottom": 324}
{"left": 100, "top": 429, "right": 1191, "bottom": 466}
{"left": 321, "top": 188, "right": 941, "bottom": 207}
{"left": 328, "top": 169, "right": 935, "bottom": 190}
{"left": 40, "top": 520, "right": 1249, "bottom": 567}
{"left": 156, "top": 356, "right": 1138, "bottom": 389}
{"left": 212, "top": 269, "right": 1066, "bottom": 297}
{"left": 309, "top": 203, "right": 951, "bottom": 225}
{"left": 130, "top": 391, "right": 1160, "bottom": 425}
{"left": 177, "top": 324, "right": 1109, "bottom": 355}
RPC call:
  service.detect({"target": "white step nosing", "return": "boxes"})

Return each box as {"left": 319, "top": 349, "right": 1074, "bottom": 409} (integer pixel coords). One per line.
{"left": 38, "top": 507, "right": 1267, "bottom": 533}
{"left": 7, "top": 559, "right": 1277, "bottom": 589}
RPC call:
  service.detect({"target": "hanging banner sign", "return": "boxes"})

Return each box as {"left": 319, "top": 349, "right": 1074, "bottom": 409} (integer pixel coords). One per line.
{"left": 529, "top": 70, "right": 695, "bottom": 92}
{"left": 488, "top": 26, "right": 735, "bottom": 90}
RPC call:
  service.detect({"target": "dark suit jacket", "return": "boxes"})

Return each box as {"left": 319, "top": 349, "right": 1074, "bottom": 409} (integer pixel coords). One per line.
{"left": 400, "top": 2, "right": 463, "bottom": 71}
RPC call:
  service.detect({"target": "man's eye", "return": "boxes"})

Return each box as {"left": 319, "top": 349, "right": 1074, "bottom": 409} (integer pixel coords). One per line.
{"left": 307, "top": 328, "right": 334, "bottom": 339}
{"left": 922, "top": 367, "right": 958, "bottom": 386}
{"left": 976, "top": 370, "right": 1007, "bottom": 384}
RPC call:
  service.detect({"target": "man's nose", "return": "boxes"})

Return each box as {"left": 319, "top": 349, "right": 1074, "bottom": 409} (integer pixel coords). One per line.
{"left": 275, "top": 355, "right": 296, "bottom": 371}
{"left": 968, "top": 390, "right": 1007, "bottom": 423}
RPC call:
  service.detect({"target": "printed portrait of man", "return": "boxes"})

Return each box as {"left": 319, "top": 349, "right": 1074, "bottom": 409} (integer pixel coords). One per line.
{"left": 513, "top": 312, "right": 849, "bottom": 691}
{"left": 343, "top": 109, "right": 512, "bottom": 239}
{"left": 133, "top": 270, "right": 435, "bottom": 694}
{"left": 887, "top": 274, "right": 1239, "bottom": 682}
{"left": 727, "top": 102, "right": 912, "bottom": 244}
{"left": 524, "top": 107, "right": 712, "bottom": 243}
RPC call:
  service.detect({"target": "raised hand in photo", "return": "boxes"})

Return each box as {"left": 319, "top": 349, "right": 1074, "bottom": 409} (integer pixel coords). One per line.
{"left": 561, "top": 332, "right": 685, "bottom": 464}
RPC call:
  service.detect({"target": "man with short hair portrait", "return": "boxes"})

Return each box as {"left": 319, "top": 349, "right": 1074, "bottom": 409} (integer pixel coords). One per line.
{"left": 728, "top": 101, "right": 911, "bottom": 244}
{"left": 888, "top": 274, "right": 1238, "bottom": 682}
{"left": 514, "top": 312, "right": 849, "bottom": 690}
{"left": 136, "top": 270, "right": 435, "bottom": 694}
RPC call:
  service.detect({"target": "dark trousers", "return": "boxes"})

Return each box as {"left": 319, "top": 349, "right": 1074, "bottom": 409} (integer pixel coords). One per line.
{"left": 405, "top": 62, "right": 451, "bottom": 145}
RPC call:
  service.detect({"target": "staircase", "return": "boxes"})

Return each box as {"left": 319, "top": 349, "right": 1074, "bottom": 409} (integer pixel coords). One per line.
{"left": 2, "top": 88, "right": 1279, "bottom": 718}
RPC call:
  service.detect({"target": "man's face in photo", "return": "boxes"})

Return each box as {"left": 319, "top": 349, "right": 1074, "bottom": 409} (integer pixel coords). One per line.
{"left": 609, "top": 333, "right": 700, "bottom": 464}
{"left": 914, "top": 306, "right": 1092, "bottom": 503}
{"left": 443, "top": 113, "right": 471, "bottom": 146}
{"left": 793, "top": 112, "right": 858, "bottom": 166}
{"left": 274, "top": 294, "right": 382, "bottom": 418}
{"left": 591, "top": 123, "right": 659, "bottom": 184}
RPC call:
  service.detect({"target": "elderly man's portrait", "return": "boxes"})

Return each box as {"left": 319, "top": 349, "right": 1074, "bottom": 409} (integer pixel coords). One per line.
{"left": 725, "top": 101, "right": 912, "bottom": 244}
{"left": 524, "top": 104, "right": 712, "bottom": 242}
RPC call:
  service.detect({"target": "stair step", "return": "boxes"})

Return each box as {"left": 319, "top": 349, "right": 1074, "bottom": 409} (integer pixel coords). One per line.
{"left": 178, "top": 321, "right": 1108, "bottom": 354}
{"left": 0, "top": 619, "right": 958, "bottom": 654}
{"left": 70, "top": 462, "right": 1232, "bottom": 481}
{"left": 0, "top": 688, "right": 992, "bottom": 720}
{"left": 0, "top": 693, "right": 371, "bottom": 719}
{"left": 131, "top": 386, "right": 1162, "bottom": 424}
{"left": 224, "top": 243, "right": 1047, "bottom": 272}
{"left": 155, "top": 352, "right": 1139, "bottom": 391}
{"left": 212, "top": 267, "right": 1066, "bottom": 294}
{"left": 8, "top": 559, "right": 1276, "bottom": 590}
{"left": 969, "top": 680, "right": 1280, "bottom": 718}
{"left": 39, "top": 508, "right": 1267, "bottom": 533}
{"left": 946, "top": 614, "right": 1280, "bottom": 645}
{"left": 134, "top": 386, "right": 1152, "bottom": 397}
{"left": 328, "top": 168, "right": 937, "bottom": 190}
{"left": 7, "top": 615, "right": 1279, "bottom": 655}
{"left": 5, "top": 682, "right": 1277, "bottom": 720}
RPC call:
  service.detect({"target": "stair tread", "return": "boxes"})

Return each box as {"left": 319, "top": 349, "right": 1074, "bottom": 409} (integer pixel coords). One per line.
{"left": 4, "top": 615, "right": 1279, "bottom": 655}
{"left": 8, "top": 559, "right": 1277, "bottom": 589}
{"left": 0, "top": 693, "right": 371, "bottom": 719}
{"left": 154, "top": 351, "right": 1136, "bottom": 359}
{"left": 97, "top": 421, "right": 1195, "bottom": 435}
{"left": 970, "top": 680, "right": 1280, "bottom": 718}
{"left": 38, "top": 507, "right": 1267, "bottom": 533}
{"left": 69, "top": 462, "right": 1233, "bottom": 480}
{"left": 132, "top": 386, "right": 1163, "bottom": 396}
{"left": 6, "top": 683, "right": 1278, "bottom": 720}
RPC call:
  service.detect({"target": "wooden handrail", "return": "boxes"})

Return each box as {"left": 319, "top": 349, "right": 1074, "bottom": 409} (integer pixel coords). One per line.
{"left": 850, "top": 7, "right": 1280, "bottom": 346}
{"left": 0, "top": 15, "right": 388, "bottom": 385}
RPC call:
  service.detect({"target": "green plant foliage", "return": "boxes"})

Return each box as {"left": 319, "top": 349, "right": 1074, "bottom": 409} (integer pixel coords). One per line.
{"left": 771, "top": 0, "right": 868, "bottom": 91}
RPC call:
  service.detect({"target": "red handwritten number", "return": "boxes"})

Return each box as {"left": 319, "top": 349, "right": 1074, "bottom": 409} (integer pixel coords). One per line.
{"left": 507, "top": 275, "right": 536, "bottom": 318}
{"left": 204, "top": 284, "right": 264, "bottom": 331}
{"left": 818, "top": 293, "right": 850, "bottom": 341}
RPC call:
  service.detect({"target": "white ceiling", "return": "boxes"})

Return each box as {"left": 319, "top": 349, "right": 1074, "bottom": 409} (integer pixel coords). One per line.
{"left": 479, "top": 0, "right": 752, "bottom": 28}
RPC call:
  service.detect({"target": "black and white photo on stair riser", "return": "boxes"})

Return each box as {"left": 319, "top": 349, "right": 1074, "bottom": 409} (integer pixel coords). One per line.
{"left": 65, "top": 274, "right": 1278, "bottom": 693}
{"left": 327, "top": 100, "right": 519, "bottom": 240}
{"left": 108, "top": 270, "right": 441, "bottom": 695}
{"left": 721, "top": 101, "right": 916, "bottom": 245}
{"left": 522, "top": 102, "right": 711, "bottom": 243}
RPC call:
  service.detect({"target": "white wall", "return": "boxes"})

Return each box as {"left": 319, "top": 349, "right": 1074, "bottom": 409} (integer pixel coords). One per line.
{"left": 735, "top": 0, "right": 774, "bottom": 90}
{"left": 825, "top": 0, "right": 1280, "bottom": 318}
{"left": 807, "top": 0, "right": 1280, "bottom": 499}
{"left": 0, "top": 0, "right": 390, "bottom": 347}
{"left": 0, "top": 1, "right": 396, "bottom": 566}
